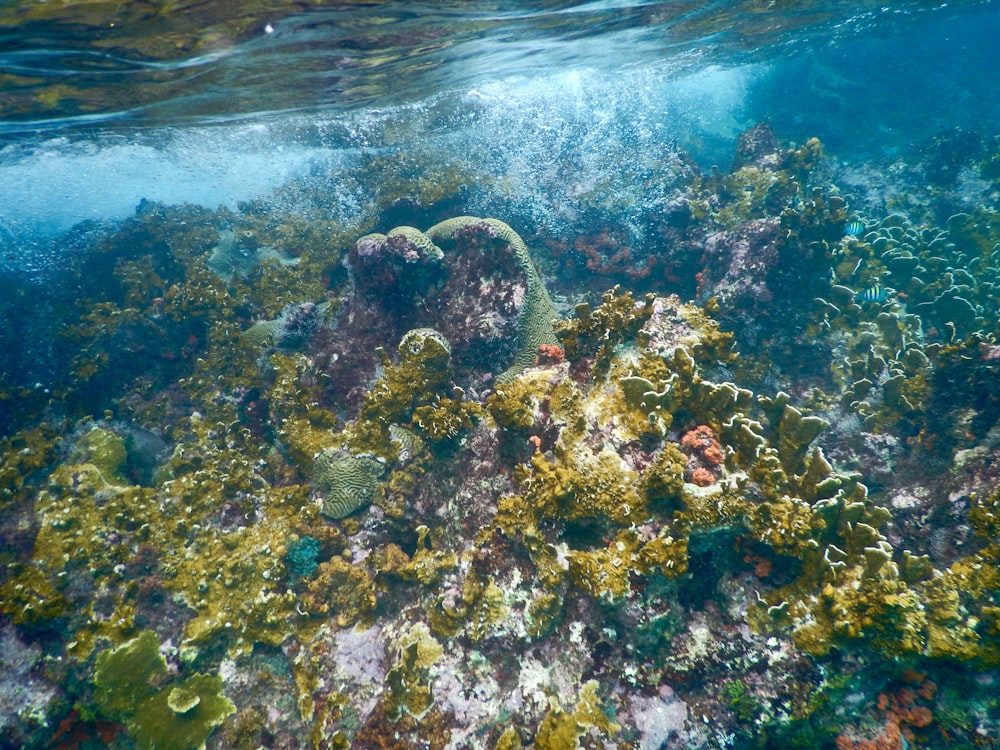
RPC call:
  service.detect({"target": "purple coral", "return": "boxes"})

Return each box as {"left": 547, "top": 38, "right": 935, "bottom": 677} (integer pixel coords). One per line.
{"left": 274, "top": 301, "right": 323, "bottom": 350}
{"left": 697, "top": 218, "right": 781, "bottom": 311}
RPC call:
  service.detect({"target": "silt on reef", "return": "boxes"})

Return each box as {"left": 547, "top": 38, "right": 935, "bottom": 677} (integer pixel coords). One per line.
{"left": 2, "top": 125, "right": 1000, "bottom": 749}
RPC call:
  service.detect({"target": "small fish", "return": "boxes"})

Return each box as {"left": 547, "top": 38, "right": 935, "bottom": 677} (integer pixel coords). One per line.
{"left": 844, "top": 220, "right": 865, "bottom": 237}
{"left": 857, "top": 285, "right": 890, "bottom": 303}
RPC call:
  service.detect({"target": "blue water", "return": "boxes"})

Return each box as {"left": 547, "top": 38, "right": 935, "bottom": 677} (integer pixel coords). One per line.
{"left": 3, "top": 4, "right": 1000, "bottom": 748}
{"left": 2, "top": 1, "right": 997, "bottom": 270}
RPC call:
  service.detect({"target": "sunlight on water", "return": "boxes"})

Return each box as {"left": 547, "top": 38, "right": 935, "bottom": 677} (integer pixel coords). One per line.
{"left": 0, "top": 130, "right": 331, "bottom": 239}
{"left": 0, "top": 60, "right": 762, "bottom": 270}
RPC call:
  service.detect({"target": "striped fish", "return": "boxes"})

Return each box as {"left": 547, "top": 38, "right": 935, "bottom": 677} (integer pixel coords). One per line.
{"left": 844, "top": 220, "right": 866, "bottom": 237}
{"left": 857, "top": 285, "right": 890, "bottom": 303}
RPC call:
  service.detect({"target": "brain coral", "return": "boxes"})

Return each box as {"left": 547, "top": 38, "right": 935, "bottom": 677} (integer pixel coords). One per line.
{"left": 313, "top": 448, "right": 386, "bottom": 520}
{"left": 425, "top": 216, "right": 559, "bottom": 382}
{"left": 316, "top": 216, "right": 558, "bottom": 410}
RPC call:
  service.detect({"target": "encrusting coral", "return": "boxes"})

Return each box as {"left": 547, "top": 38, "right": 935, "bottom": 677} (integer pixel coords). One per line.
{"left": 91, "top": 630, "right": 235, "bottom": 750}
{"left": 425, "top": 216, "right": 560, "bottom": 382}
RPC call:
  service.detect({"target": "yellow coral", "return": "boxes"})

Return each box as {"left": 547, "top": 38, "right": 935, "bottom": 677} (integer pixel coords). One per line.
{"left": 385, "top": 621, "right": 444, "bottom": 721}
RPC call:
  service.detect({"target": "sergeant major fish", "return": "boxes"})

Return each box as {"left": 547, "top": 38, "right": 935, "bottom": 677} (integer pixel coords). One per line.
{"left": 844, "top": 220, "right": 866, "bottom": 237}
{"left": 857, "top": 285, "right": 891, "bottom": 303}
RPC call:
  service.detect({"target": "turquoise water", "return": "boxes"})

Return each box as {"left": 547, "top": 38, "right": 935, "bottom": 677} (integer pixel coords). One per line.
{"left": 3, "top": 0, "right": 997, "bottom": 389}
{"left": 3, "top": 1, "right": 997, "bottom": 250}
{"left": 2, "top": 2, "right": 1000, "bottom": 749}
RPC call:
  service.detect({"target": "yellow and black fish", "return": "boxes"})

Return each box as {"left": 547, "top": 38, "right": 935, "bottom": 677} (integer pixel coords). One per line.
{"left": 844, "top": 220, "right": 865, "bottom": 237}
{"left": 857, "top": 285, "right": 890, "bottom": 303}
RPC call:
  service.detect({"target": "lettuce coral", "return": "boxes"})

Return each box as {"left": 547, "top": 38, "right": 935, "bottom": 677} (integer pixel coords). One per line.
{"left": 92, "top": 630, "right": 235, "bottom": 750}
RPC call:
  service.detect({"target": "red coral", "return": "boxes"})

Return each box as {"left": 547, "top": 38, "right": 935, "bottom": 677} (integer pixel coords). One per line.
{"left": 702, "top": 443, "right": 725, "bottom": 466}
{"left": 536, "top": 343, "right": 565, "bottom": 365}
{"left": 681, "top": 425, "right": 725, "bottom": 485}
{"left": 690, "top": 467, "right": 716, "bottom": 487}
{"left": 681, "top": 425, "right": 724, "bottom": 465}
{"left": 917, "top": 680, "right": 937, "bottom": 702}
{"left": 905, "top": 706, "right": 934, "bottom": 728}
{"left": 552, "top": 229, "right": 654, "bottom": 281}
{"left": 837, "top": 677, "right": 937, "bottom": 750}
{"left": 743, "top": 552, "right": 772, "bottom": 578}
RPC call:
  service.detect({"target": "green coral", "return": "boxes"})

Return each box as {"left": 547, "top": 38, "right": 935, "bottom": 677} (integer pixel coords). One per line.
{"left": 205, "top": 228, "right": 301, "bottom": 283}
{"left": 554, "top": 286, "right": 655, "bottom": 377}
{"left": 385, "top": 622, "right": 444, "bottom": 722}
{"left": 92, "top": 630, "right": 236, "bottom": 750}
{"left": 385, "top": 225, "right": 444, "bottom": 260}
{"left": 426, "top": 216, "right": 559, "bottom": 382}
{"left": 0, "top": 424, "right": 61, "bottom": 508}
{"left": 71, "top": 426, "right": 129, "bottom": 485}
{"left": 518, "top": 447, "right": 645, "bottom": 527}
{"left": 758, "top": 394, "right": 830, "bottom": 474}
{"left": 301, "top": 556, "right": 377, "bottom": 627}
{"left": 494, "top": 726, "right": 525, "bottom": 750}
{"left": 427, "top": 567, "right": 507, "bottom": 640}
{"left": 313, "top": 448, "right": 386, "bottom": 520}
{"left": 534, "top": 681, "right": 617, "bottom": 750}
{"left": 493, "top": 293, "right": 942, "bottom": 660}
{"left": 411, "top": 395, "right": 482, "bottom": 443}
{"left": 284, "top": 535, "right": 322, "bottom": 579}
{"left": 525, "top": 592, "right": 563, "bottom": 639}
{"left": 240, "top": 316, "right": 284, "bottom": 348}
{"left": 643, "top": 442, "right": 688, "bottom": 510}
{"left": 486, "top": 369, "right": 561, "bottom": 434}
{"left": 723, "top": 680, "right": 763, "bottom": 723}
{"left": 374, "top": 526, "right": 457, "bottom": 587}
{"left": 354, "top": 327, "right": 453, "bottom": 451}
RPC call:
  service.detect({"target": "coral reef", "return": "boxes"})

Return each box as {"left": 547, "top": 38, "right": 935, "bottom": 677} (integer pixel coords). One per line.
{"left": 313, "top": 449, "right": 386, "bottom": 520}
{"left": 2, "top": 125, "right": 1000, "bottom": 750}
{"left": 91, "top": 630, "right": 235, "bottom": 750}
{"left": 290, "top": 217, "right": 559, "bottom": 414}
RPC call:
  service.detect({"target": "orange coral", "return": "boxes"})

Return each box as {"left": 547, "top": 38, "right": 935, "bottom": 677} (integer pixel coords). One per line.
{"left": 681, "top": 425, "right": 724, "bottom": 466}
{"left": 837, "top": 677, "right": 937, "bottom": 750}
{"left": 690, "top": 467, "right": 716, "bottom": 487}
{"left": 743, "top": 552, "right": 772, "bottom": 578}
{"left": 917, "top": 680, "right": 936, "bottom": 702}
{"left": 906, "top": 706, "right": 933, "bottom": 728}
{"left": 536, "top": 343, "right": 565, "bottom": 366}
{"left": 682, "top": 425, "right": 724, "bottom": 485}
